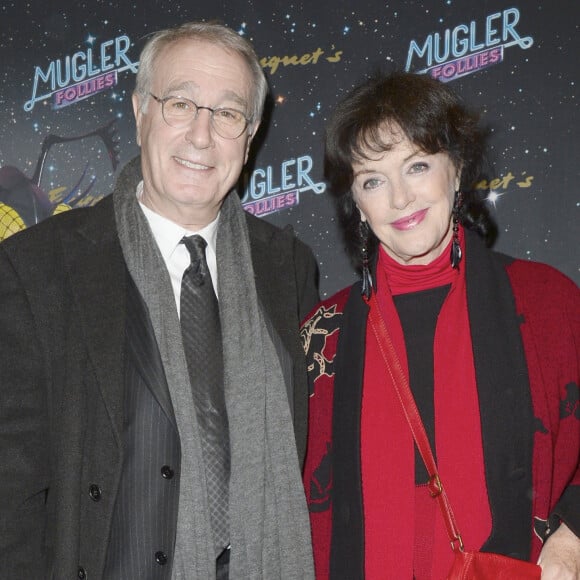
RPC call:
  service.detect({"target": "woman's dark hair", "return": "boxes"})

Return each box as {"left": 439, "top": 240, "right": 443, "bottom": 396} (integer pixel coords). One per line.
{"left": 325, "top": 71, "right": 496, "bottom": 269}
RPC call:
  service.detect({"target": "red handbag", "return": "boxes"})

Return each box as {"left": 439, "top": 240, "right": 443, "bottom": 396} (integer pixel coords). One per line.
{"left": 365, "top": 291, "right": 541, "bottom": 579}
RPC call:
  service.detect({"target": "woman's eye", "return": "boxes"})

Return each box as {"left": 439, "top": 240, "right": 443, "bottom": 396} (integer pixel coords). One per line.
{"left": 362, "top": 178, "right": 381, "bottom": 190}
{"left": 409, "top": 162, "right": 428, "bottom": 173}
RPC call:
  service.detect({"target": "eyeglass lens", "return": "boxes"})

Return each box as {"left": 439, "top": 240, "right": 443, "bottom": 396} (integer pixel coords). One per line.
{"left": 161, "top": 96, "right": 247, "bottom": 138}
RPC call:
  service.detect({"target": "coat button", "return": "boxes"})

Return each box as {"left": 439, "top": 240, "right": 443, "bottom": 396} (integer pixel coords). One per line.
{"left": 155, "top": 551, "right": 168, "bottom": 565}
{"left": 161, "top": 465, "right": 174, "bottom": 479}
{"left": 77, "top": 566, "right": 87, "bottom": 579}
{"left": 89, "top": 484, "right": 102, "bottom": 501}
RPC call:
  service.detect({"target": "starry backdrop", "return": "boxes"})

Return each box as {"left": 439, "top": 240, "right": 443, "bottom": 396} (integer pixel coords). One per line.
{"left": 0, "top": 0, "right": 578, "bottom": 296}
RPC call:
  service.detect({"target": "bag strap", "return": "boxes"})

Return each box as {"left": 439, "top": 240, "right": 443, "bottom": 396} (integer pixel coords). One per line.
{"left": 365, "top": 290, "right": 465, "bottom": 551}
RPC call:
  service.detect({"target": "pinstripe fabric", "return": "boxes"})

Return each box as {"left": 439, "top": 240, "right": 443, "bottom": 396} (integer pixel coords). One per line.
{"left": 103, "top": 277, "right": 180, "bottom": 579}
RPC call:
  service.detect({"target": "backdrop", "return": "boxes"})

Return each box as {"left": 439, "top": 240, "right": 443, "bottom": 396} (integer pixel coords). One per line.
{"left": 1, "top": 0, "right": 578, "bottom": 297}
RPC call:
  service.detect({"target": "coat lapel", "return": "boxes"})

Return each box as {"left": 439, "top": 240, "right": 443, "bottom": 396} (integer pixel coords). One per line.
{"left": 59, "top": 196, "right": 127, "bottom": 446}
{"left": 249, "top": 221, "right": 302, "bottom": 415}
{"left": 125, "top": 274, "right": 177, "bottom": 429}
{"left": 62, "top": 190, "right": 180, "bottom": 442}
{"left": 249, "top": 221, "right": 297, "bottom": 355}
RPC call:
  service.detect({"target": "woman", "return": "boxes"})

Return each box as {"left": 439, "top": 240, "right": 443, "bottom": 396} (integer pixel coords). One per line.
{"left": 301, "top": 72, "right": 579, "bottom": 579}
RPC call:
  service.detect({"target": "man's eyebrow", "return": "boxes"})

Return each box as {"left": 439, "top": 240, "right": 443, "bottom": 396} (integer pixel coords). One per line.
{"left": 220, "top": 89, "right": 248, "bottom": 110}
{"left": 162, "top": 81, "right": 197, "bottom": 96}
{"left": 163, "top": 82, "right": 248, "bottom": 109}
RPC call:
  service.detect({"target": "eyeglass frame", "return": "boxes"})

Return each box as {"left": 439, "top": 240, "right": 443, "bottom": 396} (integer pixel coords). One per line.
{"left": 148, "top": 92, "right": 251, "bottom": 139}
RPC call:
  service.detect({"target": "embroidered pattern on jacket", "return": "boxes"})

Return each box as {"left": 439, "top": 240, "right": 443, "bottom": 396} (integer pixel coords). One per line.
{"left": 300, "top": 304, "right": 342, "bottom": 389}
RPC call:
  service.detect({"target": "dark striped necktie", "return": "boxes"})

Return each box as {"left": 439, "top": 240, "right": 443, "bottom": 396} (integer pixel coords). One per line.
{"left": 180, "top": 234, "right": 230, "bottom": 555}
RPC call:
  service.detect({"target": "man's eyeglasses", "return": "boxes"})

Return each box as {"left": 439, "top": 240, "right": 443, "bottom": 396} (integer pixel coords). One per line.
{"left": 149, "top": 93, "right": 250, "bottom": 139}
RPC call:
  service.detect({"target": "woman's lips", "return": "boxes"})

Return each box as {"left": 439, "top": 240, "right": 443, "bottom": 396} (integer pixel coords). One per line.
{"left": 390, "top": 208, "right": 429, "bottom": 231}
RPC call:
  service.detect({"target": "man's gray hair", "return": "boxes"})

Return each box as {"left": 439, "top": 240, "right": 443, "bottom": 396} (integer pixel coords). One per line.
{"left": 134, "top": 21, "right": 268, "bottom": 127}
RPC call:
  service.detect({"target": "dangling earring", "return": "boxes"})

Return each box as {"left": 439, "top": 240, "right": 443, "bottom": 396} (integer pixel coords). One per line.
{"left": 450, "top": 191, "right": 463, "bottom": 269}
{"left": 360, "top": 220, "right": 373, "bottom": 299}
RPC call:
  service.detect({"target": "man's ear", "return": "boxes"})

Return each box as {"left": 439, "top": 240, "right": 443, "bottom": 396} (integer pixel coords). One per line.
{"left": 132, "top": 93, "right": 143, "bottom": 147}
{"left": 244, "top": 120, "right": 261, "bottom": 163}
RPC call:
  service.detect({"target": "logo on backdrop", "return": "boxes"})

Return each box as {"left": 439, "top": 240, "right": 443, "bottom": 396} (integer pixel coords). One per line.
{"left": 241, "top": 154, "right": 325, "bottom": 217}
{"left": 260, "top": 46, "right": 343, "bottom": 75}
{"left": 24, "top": 34, "right": 139, "bottom": 112}
{"left": 405, "top": 7, "right": 533, "bottom": 82}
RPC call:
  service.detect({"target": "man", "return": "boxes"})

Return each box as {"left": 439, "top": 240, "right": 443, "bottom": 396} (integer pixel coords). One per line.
{"left": 0, "top": 22, "right": 317, "bottom": 579}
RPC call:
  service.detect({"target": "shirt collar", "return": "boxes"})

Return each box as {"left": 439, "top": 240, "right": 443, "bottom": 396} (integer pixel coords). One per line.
{"left": 136, "top": 180, "right": 219, "bottom": 260}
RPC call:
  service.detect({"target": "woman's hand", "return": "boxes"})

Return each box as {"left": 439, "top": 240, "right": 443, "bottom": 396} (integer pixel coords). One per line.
{"left": 538, "top": 522, "right": 580, "bottom": 579}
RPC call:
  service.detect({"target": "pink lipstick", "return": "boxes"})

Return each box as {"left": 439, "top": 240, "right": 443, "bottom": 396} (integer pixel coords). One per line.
{"left": 390, "top": 208, "right": 428, "bottom": 231}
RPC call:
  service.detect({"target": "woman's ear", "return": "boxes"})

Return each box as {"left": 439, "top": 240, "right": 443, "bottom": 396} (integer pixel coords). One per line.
{"left": 455, "top": 165, "right": 463, "bottom": 192}
{"left": 356, "top": 202, "right": 367, "bottom": 223}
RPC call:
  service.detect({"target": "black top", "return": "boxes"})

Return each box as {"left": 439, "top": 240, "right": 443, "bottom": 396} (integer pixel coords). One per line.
{"left": 393, "top": 285, "right": 450, "bottom": 484}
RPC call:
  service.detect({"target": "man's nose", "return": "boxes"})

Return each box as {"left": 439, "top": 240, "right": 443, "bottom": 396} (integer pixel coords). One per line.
{"left": 184, "top": 108, "right": 214, "bottom": 148}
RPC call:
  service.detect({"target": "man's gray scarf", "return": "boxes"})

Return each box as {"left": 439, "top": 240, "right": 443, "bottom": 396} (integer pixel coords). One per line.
{"left": 113, "top": 161, "right": 314, "bottom": 579}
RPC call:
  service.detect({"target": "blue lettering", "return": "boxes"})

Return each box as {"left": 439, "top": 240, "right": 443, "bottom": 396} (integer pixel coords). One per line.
{"left": 502, "top": 8, "right": 533, "bottom": 48}
{"left": 249, "top": 168, "right": 266, "bottom": 200}
{"left": 405, "top": 8, "right": 533, "bottom": 73}
{"left": 24, "top": 34, "right": 138, "bottom": 112}
{"left": 452, "top": 24, "right": 469, "bottom": 57}
{"left": 115, "top": 35, "right": 138, "bottom": 71}
{"left": 406, "top": 37, "right": 432, "bottom": 70}
{"left": 242, "top": 155, "right": 326, "bottom": 202}
{"left": 55, "top": 57, "right": 71, "bottom": 88}
{"left": 71, "top": 52, "right": 87, "bottom": 82}
{"left": 469, "top": 20, "right": 485, "bottom": 52}
{"left": 281, "top": 159, "right": 296, "bottom": 190}
{"left": 296, "top": 156, "right": 325, "bottom": 194}
{"left": 86, "top": 47, "right": 100, "bottom": 76}
{"left": 434, "top": 31, "right": 450, "bottom": 63}
{"left": 25, "top": 63, "right": 55, "bottom": 111}
{"left": 101, "top": 39, "right": 114, "bottom": 71}
{"left": 485, "top": 12, "right": 501, "bottom": 46}
{"left": 266, "top": 166, "right": 281, "bottom": 194}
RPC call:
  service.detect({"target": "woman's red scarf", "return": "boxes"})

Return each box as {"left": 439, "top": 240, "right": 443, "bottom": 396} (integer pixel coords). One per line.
{"left": 361, "top": 228, "right": 492, "bottom": 579}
